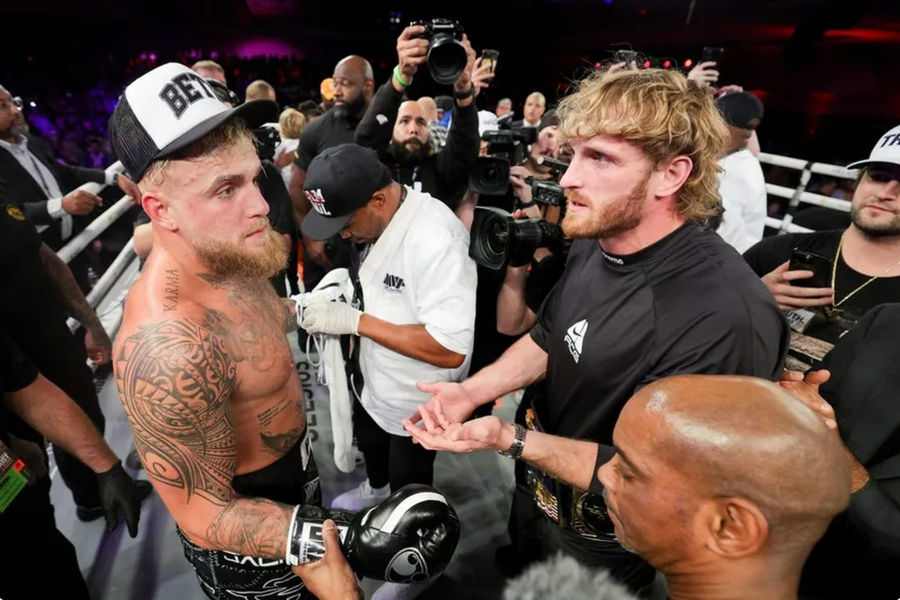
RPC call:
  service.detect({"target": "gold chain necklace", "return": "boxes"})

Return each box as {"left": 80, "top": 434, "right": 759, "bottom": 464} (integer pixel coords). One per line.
{"left": 827, "top": 236, "right": 900, "bottom": 320}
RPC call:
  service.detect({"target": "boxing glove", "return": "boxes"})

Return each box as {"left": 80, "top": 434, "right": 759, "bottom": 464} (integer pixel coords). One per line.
{"left": 285, "top": 484, "right": 460, "bottom": 584}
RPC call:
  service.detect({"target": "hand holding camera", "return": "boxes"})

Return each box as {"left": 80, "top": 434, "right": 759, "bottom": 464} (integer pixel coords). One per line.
{"left": 395, "top": 25, "right": 430, "bottom": 89}
{"left": 452, "top": 34, "right": 477, "bottom": 95}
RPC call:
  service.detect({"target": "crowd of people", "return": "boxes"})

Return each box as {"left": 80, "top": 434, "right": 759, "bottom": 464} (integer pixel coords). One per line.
{"left": 0, "top": 22, "right": 898, "bottom": 600}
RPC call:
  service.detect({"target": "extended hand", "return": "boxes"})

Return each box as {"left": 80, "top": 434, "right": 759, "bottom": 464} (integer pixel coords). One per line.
{"left": 779, "top": 369, "right": 836, "bottom": 430}
{"left": 293, "top": 519, "right": 362, "bottom": 600}
{"left": 96, "top": 461, "right": 145, "bottom": 537}
{"left": 687, "top": 61, "right": 720, "bottom": 86}
{"left": 301, "top": 302, "right": 362, "bottom": 336}
{"left": 471, "top": 56, "right": 495, "bottom": 98}
{"left": 404, "top": 415, "right": 508, "bottom": 453}
{"left": 85, "top": 324, "right": 112, "bottom": 365}
{"left": 453, "top": 34, "right": 477, "bottom": 94}
{"left": 396, "top": 24, "right": 429, "bottom": 84}
{"left": 62, "top": 189, "right": 102, "bottom": 215}
{"left": 117, "top": 174, "right": 142, "bottom": 204}
{"left": 408, "top": 381, "right": 479, "bottom": 433}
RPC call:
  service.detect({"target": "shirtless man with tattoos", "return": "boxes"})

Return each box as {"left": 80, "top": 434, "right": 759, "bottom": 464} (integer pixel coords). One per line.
{"left": 110, "top": 63, "right": 324, "bottom": 599}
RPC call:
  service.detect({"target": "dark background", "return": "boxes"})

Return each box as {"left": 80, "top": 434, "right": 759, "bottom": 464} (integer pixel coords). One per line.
{"left": 1, "top": 0, "right": 899, "bottom": 165}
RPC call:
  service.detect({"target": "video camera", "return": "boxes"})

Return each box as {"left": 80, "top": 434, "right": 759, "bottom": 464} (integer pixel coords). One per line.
{"left": 410, "top": 19, "right": 467, "bottom": 85}
{"left": 469, "top": 127, "right": 537, "bottom": 196}
{"left": 469, "top": 156, "right": 571, "bottom": 270}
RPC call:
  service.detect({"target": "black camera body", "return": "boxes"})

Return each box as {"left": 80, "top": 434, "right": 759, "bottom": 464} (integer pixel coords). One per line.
{"left": 410, "top": 18, "right": 467, "bottom": 85}
{"left": 469, "top": 127, "right": 538, "bottom": 196}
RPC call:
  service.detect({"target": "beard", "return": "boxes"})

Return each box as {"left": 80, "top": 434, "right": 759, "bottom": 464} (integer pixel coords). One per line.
{"left": 389, "top": 136, "right": 431, "bottom": 165}
{"left": 192, "top": 224, "right": 288, "bottom": 279}
{"left": 333, "top": 92, "right": 367, "bottom": 120}
{"left": 562, "top": 175, "right": 649, "bottom": 239}
{"left": 850, "top": 202, "right": 900, "bottom": 238}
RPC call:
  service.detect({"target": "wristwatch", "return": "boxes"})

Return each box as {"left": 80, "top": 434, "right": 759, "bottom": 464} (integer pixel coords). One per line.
{"left": 498, "top": 424, "right": 527, "bottom": 460}
{"left": 453, "top": 86, "right": 475, "bottom": 100}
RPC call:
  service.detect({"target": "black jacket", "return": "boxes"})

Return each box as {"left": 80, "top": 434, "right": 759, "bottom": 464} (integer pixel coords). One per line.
{"left": 355, "top": 79, "right": 479, "bottom": 211}
{"left": 800, "top": 303, "right": 900, "bottom": 600}
{"left": 0, "top": 135, "right": 105, "bottom": 225}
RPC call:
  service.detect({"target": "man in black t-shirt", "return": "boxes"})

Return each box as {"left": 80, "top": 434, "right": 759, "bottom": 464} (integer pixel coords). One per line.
{"left": 744, "top": 124, "right": 900, "bottom": 359}
{"left": 0, "top": 202, "right": 150, "bottom": 520}
{"left": 404, "top": 67, "right": 787, "bottom": 596}
{"left": 288, "top": 55, "right": 375, "bottom": 289}
{"left": 0, "top": 326, "right": 145, "bottom": 600}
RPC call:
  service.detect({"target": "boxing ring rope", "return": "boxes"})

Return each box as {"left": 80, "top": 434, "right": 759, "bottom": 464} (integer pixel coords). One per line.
{"left": 757, "top": 152, "right": 855, "bottom": 234}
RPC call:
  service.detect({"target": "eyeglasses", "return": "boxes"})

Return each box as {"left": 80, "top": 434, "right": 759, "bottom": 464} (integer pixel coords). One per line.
{"left": 0, "top": 96, "right": 23, "bottom": 112}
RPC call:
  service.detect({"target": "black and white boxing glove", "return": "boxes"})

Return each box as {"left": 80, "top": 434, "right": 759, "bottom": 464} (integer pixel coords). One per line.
{"left": 285, "top": 484, "right": 460, "bottom": 584}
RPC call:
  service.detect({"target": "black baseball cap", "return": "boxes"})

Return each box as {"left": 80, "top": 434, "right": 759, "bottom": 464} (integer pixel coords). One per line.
{"left": 301, "top": 143, "right": 393, "bottom": 240}
{"left": 716, "top": 91, "right": 764, "bottom": 130}
{"left": 109, "top": 62, "right": 277, "bottom": 180}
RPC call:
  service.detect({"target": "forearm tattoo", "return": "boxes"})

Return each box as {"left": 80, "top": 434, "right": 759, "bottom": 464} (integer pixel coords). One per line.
{"left": 115, "top": 316, "right": 237, "bottom": 505}
{"left": 206, "top": 497, "right": 292, "bottom": 559}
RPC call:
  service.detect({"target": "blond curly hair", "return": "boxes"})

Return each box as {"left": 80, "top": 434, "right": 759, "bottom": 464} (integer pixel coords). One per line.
{"left": 557, "top": 68, "right": 729, "bottom": 222}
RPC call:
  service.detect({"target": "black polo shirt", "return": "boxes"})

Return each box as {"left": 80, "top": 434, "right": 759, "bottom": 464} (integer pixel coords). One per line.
{"left": 530, "top": 221, "right": 788, "bottom": 489}
{"left": 292, "top": 107, "right": 361, "bottom": 172}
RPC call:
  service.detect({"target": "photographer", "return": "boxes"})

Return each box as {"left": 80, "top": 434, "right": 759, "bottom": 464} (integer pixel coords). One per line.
{"left": 405, "top": 67, "right": 788, "bottom": 596}
{"left": 354, "top": 23, "right": 488, "bottom": 212}
{"left": 497, "top": 110, "right": 566, "bottom": 335}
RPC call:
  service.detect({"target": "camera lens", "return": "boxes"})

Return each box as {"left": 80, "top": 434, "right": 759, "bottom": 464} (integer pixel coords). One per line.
{"left": 486, "top": 219, "right": 509, "bottom": 255}
{"left": 469, "top": 156, "right": 511, "bottom": 196}
{"left": 427, "top": 34, "right": 468, "bottom": 84}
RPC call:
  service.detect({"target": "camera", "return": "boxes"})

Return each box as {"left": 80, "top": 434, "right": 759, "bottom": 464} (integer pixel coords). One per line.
{"left": 469, "top": 154, "right": 570, "bottom": 269}
{"left": 469, "top": 207, "right": 567, "bottom": 270}
{"left": 410, "top": 19, "right": 467, "bottom": 85}
{"left": 469, "top": 127, "right": 538, "bottom": 196}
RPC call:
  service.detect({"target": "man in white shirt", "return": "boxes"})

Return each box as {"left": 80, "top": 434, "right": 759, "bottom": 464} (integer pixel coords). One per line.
{"left": 298, "top": 143, "right": 476, "bottom": 513}
{"left": 715, "top": 91, "right": 767, "bottom": 253}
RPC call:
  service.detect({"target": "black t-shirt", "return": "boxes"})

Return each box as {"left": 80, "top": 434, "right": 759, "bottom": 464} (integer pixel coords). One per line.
{"left": 0, "top": 325, "right": 39, "bottom": 445}
{"left": 292, "top": 108, "right": 361, "bottom": 172}
{"left": 530, "top": 222, "right": 788, "bottom": 475}
{"left": 743, "top": 230, "right": 900, "bottom": 344}
{"left": 0, "top": 204, "right": 83, "bottom": 368}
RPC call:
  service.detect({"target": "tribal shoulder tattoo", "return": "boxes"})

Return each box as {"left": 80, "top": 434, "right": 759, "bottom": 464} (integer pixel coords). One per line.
{"left": 115, "top": 315, "right": 237, "bottom": 505}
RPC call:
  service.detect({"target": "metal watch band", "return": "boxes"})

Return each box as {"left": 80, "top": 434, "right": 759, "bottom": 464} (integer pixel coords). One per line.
{"left": 498, "top": 423, "right": 527, "bottom": 460}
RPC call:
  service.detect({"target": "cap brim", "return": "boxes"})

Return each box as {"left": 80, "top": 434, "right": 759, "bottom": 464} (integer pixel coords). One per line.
{"left": 845, "top": 158, "right": 900, "bottom": 170}
{"left": 156, "top": 99, "right": 279, "bottom": 161}
{"left": 301, "top": 210, "right": 353, "bottom": 241}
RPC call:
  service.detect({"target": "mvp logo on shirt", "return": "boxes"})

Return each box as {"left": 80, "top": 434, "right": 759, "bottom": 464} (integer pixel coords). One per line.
{"left": 564, "top": 319, "right": 588, "bottom": 364}
{"left": 383, "top": 273, "right": 405, "bottom": 293}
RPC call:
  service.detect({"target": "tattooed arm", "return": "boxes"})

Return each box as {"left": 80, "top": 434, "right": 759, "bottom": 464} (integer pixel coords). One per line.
{"left": 39, "top": 243, "right": 105, "bottom": 330}
{"left": 115, "top": 314, "right": 292, "bottom": 557}
{"left": 39, "top": 243, "right": 112, "bottom": 363}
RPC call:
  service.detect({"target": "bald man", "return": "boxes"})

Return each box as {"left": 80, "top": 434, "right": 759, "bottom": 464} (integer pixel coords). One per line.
{"left": 191, "top": 60, "right": 226, "bottom": 85}
{"left": 302, "top": 374, "right": 850, "bottom": 600}
{"left": 245, "top": 79, "right": 277, "bottom": 103}
{"left": 598, "top": 375, "right": 849, "bottom": 600}
{"left": 288, "top": 54, "right": 374, "bottom": 286}
{"left": 511, "top": 92, "right": 545, "bottom": 129}
{"left": 417, "top": 96, "right": 448, "bottom": 149}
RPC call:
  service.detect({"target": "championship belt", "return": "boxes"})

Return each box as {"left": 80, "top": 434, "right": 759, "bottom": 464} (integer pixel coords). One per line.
{"left": 524, "top": 410, "right": 618, "bottom": 544}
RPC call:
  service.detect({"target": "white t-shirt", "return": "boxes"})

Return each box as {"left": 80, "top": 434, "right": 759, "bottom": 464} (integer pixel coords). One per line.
{"left": 358, "top": 188, "right": 477, "bottom": 435}
{"left": 716, "top": 148, "right": 767, "bottom": 253}
{"left": 275, "top": 137, "right": 300, "bottom": 187}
